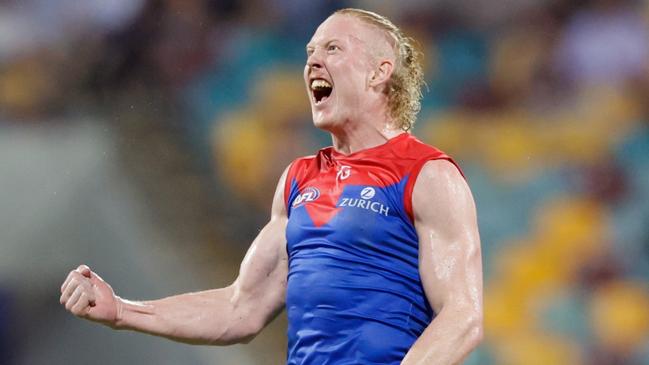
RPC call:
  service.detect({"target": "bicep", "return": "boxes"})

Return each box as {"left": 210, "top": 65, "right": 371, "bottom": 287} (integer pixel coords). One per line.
{"left": 412, "top": 160, "right": 482, "bottom": 315}
{"left": 232, "top": 166, "right": 290, "bottom": 318}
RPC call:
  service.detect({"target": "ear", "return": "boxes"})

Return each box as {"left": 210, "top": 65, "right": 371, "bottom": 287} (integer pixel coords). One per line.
{"left": 369, "top": 59, "right": 394, "bottom": 88}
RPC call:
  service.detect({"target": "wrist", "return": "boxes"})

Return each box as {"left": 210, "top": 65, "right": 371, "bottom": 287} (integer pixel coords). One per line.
{"left": 111, "top": 297, "right": 155, "bottom": 331}
{"left": 111, "top": 295, "right": 126, "bottom": 329}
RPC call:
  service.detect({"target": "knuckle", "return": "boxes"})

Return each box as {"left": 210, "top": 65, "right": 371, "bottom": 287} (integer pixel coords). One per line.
{"left": 66, "top": 271, "right": 77, "bottom": 282}
{"left": 73, "top": 286, "right": 85, "bottom": 297}
{"left": 62, "top": 288, "right": 72, "bottom": 300}
{"left": 72, "top": 303, "right": 85, "bottom": 315}
{"left": 61, "top": 279, "right": 71, "bottom": 292}
{"left": 72, "top": 299, "right": 90, "bottom": 317}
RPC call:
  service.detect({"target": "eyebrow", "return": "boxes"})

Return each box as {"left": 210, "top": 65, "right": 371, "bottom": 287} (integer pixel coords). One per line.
{"left": 305, "top": 38, "right": 343, "bottom": 52}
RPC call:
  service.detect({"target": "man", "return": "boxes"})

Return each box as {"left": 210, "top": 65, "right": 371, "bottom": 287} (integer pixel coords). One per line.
{"left": 60, "top": 8, "right": 483, "bottom": 364}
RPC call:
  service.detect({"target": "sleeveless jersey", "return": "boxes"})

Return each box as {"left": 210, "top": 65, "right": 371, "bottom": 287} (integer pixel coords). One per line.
{"left": 284, "top": 133, "right": 462, "bottom": 365}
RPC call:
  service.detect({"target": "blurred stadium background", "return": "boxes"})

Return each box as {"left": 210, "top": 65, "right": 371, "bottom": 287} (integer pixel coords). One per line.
{"left": 1, "top": 0, "right": 648, "bottom": 364}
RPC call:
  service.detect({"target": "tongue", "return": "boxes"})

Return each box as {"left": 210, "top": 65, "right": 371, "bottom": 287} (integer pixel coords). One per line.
{"left": 314, "top": 87, "right": 332, "bottom": 103}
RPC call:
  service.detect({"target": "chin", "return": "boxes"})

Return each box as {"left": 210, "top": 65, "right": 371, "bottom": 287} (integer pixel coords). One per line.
{"left": 312, "top": 118, "right": 328, "bottom": 129}
{"left": 311, "top": 113, "right": 336, "bottom": 131}
{"left": 314, "top": 118, "right": 344, "bottom": 133}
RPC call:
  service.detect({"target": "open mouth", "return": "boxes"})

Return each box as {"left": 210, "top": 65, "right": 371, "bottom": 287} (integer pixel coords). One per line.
{"left": 311, "top": 79, "right": 333, "bottom": 104}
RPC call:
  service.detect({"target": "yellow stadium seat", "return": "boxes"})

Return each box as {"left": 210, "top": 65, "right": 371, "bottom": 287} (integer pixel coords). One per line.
{"left": 590, "top": 280, "right": 649, "bottom": 353}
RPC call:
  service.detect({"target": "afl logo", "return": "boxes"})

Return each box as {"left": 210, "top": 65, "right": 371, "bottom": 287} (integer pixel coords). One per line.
{"left": 292, "top": 187, "right": 320, "bottom": 207}
{"left": 360, "top": 187, "right": 375, "bottom": 199}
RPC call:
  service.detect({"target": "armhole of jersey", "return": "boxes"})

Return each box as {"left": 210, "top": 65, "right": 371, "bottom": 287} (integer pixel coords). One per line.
{"left": 404, "top": 156, "right": 465, "bottom": 223}
{"left": 283, "top": 161, "right": 299, "bottom": 213}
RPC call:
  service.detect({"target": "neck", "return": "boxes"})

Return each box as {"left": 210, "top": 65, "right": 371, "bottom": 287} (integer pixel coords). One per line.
{"left": 318, "top": 94, "right": 406, "bottom": 154}
{"left": 330, "top": 119, "right": 405, "bottom": 155}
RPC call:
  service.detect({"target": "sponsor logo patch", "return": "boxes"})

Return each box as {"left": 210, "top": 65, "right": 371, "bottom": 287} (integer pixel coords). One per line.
{"left": 338, "top": 187, "right": 389, "bottom": 216}
{"left": 360, "top": 187, "right": 375, "bottom": 199}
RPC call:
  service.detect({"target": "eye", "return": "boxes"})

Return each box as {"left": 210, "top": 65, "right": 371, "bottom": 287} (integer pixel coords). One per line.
{"left": 327, "top": 44, "right": 340, "bottom": 53}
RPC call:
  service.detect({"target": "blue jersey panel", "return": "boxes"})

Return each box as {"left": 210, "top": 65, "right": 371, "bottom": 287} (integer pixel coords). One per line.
{"left": 285, "top": 178, "right": 433, "bottom": 364}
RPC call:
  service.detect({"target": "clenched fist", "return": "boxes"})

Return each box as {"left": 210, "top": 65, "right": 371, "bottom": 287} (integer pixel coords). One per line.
{"left": 60, "top": 265, "right": 120, "bottom": 327}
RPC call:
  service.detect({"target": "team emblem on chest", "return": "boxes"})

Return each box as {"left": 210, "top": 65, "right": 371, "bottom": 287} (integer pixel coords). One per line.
{"left": 336, "top": 165, "right": 351, "bottom": 181}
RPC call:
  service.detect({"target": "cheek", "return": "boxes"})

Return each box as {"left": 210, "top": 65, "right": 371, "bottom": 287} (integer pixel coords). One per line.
{"left": 346, "top": 60, "right": 371, "bottom": 87}
{"left": 333, "top": 63, "right": 365, "bottom": 89}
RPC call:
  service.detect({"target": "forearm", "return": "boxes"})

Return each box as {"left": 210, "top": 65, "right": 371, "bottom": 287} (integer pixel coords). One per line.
{"left": 401, "top": 306, "right": 482, "bottom": 365}
{"left": 114, "top": 286, "right": 258, "bottom": 345}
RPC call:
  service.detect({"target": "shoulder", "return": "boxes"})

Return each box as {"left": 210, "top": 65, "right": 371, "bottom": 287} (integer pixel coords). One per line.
{"left": 288, "top": 154, "right": 318, "bottom": 169}
{"left": 412, "top": 159, "right": 475, "bottom": 225}
{"left": 400, "top": 134, "right": 448, "bottom": 158}
{"left": 417, "top": 159, "right": 465, "bottom": 185}
{"left": 400, "top": 134, "right": 464, "bottom": 178}
{"left": 285, "top": 154, "right": 318, "bottom": 181}
{"left": 282, "top": 152, "right": 324, "bottom": 211}
{"left": 401, "top": 135, "right": 465, "bottom": 220}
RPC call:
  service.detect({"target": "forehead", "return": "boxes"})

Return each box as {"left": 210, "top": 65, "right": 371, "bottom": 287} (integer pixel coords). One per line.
{"left": 307, "top": 14, "right": 378, "bottom": 47}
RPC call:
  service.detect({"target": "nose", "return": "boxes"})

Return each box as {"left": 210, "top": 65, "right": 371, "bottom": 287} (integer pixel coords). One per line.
{"left": 306, "top": 49, "right": 323, "bottom": 71}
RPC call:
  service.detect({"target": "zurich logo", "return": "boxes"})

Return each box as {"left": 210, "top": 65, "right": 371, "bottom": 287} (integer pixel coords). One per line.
{"left": 360, "top": 187, "right": 375, "bottom": 200}
{"left": 338, "top": 186, "right": 389, "bottom": 216}
{"left": 292, "top": 187, "right": 320, "bottom": 207}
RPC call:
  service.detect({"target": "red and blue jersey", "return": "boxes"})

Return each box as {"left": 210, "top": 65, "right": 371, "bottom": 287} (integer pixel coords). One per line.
{"left": 284, "top": 133, "right": 462, "bottom": 364}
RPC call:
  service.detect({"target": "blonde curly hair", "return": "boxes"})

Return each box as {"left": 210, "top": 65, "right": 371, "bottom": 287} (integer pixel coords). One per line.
{"left": 335, "top": 8, "right": 424, "bottom": 131}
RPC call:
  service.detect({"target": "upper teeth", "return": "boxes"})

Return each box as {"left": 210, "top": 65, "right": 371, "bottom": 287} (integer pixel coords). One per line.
{"left": 311, "top": 79, "right": 332, "bottom": 90}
